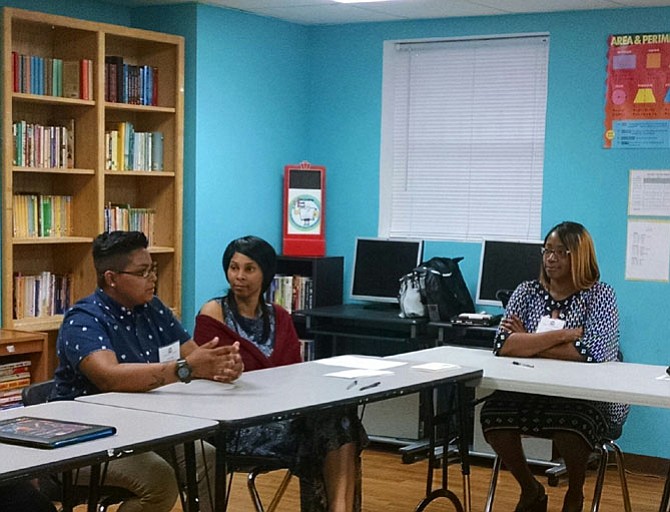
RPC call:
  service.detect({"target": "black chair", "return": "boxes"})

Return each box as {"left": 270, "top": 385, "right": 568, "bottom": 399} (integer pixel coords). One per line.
{"left": 21, "top": 380, "right": 135, "bottom": 512}
{"left": 495, "top": 289, "right": 514, "bottom": 309}
{"left": 227, "top": 455, "right": 293, "bottom": 512}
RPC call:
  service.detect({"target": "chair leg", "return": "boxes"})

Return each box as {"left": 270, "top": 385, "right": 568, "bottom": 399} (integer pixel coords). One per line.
{"left": 590, "top": 443, "right": 608, "bottom": 512}
{"left": 247, "top": 469, "right": 265, "bottom": 512}
{"left": 607, "top": 441, "right": 632, "bottom": 512}
{"left": 590, "top": 441, "right": 631, "bottom": 512}
{"left": 266, "top": 471, "right": 292, "bottom": 512}
{"left": 247, "top": 468, "right": 293, "bottom": 512}
{"left": 484, "top": 455, "right": 502, "bottom": 512}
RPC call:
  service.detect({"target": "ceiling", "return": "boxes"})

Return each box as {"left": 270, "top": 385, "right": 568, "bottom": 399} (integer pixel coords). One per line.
{"left": 106, "top": 0, "right": 670, "bottom": 25}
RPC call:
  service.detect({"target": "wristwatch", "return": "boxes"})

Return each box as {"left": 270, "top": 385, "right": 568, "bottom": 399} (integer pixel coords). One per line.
{"left": 175, "top": 358, "right": 192, "bottom": 383}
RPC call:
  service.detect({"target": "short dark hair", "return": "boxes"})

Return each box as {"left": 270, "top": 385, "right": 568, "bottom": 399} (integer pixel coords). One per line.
{"left": 93, "top": 231, "right": 149, "bottom": 287}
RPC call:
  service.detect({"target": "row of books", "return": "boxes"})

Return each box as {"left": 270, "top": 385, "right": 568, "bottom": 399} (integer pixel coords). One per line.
{"left": 266, "top": 274, "right": 314, "bottom": 314}
{"left": 13, "top": 271, "right": 73, "bottom": 320}
{"left": 12, "top": 119, "right": 75, "bottom": 169}
{"left": 0, "top": 360, "right": 32, "bottom": 410}
{"left": 105, "top": 124, "right": 164, "bottom": 171}
{"left": 11, "top": 52, "right": 93, "bottom": 100}
{"left": 13, "top": 194, "right": 73, "bottom": 239}
{"left": 105, "top": 56, "right": 159, "bottom": 106}
{"left": 104, "top": 205, "right": 155, "bottom": 246}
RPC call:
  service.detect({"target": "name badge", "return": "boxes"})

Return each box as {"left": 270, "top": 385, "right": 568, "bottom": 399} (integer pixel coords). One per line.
{"left": 536, "top": 315, "right": 565, "bottom": 333}
{"left": 158, "top": 341, "right": 180, "bottom": 362}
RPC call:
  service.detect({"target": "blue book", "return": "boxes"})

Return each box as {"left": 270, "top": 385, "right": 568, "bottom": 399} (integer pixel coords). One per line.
{"left": 151, "top": 131, "right": 163, "bottom": 171}
{"left": 0, "top": 416, "right": 116, "bottom": 449}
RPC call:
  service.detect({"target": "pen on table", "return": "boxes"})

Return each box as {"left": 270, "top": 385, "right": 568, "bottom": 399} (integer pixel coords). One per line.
{"left": 346, "top": 380, "right": 358, "bottom": 390}
{"left": 359, "top": 381, "right": 381, "bottom": 391}
{"left": 512, "top": 361, "right": 534, "bottom": 368}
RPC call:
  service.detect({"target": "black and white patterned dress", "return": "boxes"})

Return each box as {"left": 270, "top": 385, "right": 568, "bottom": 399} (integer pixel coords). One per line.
{"left": 480, "top": 280, "right": 629, "bottom": 446}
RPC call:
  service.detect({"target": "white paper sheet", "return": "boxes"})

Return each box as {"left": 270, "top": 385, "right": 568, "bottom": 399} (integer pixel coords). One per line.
{"left": 411, "top": 362, "right": 461, "bottom": 371}
{"left": 625, "top": 219, "right": 670, "bottom": 281}
{"left": 628, "top": 170, "right": 670, "bottom": 216}
{"left": 315, "top": 355, "right": 407, "bottom": 370}
{"left": 324, "top": 369, "right": 395, "bottom": 379}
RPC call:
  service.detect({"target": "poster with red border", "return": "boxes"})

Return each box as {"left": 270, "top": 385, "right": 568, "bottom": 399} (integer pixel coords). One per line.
{"left": 604, "top": 33, "right": 670, "bottom": 149}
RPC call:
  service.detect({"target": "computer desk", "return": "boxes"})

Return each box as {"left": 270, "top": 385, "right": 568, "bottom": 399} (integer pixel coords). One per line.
{"left": 78, "top": 356, "right": 483, "bottom": 512}
{"left": 0, "top": 400, "right": 217, "bottom": 512}
{"left": 389, "top": 345, "right": 670, "bottom": 512}
{"left": 298, "top": 304, "right": 430, "bottom": 358}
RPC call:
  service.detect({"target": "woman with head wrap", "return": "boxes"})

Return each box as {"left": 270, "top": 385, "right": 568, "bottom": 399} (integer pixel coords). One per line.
{"left": 194, "top": 236, "right": 367, "bottom": 512}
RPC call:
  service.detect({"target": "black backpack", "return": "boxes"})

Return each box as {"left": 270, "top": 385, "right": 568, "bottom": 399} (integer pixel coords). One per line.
{"left": 411, "top": 256, "right": 474, "bottom": 321}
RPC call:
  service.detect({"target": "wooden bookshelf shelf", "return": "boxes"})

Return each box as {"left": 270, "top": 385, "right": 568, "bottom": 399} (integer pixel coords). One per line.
{"left": 2, "top": 7, "right": 184, "bottom": 339}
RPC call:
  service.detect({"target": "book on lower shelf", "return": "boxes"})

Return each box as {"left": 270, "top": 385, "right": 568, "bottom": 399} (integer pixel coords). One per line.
{"left": 0, "top": 360, "right": 31, "bottom": 410}
{"left": 104, "top": 204, "right": 155, "bottom": 245}
{"left": 266, "top": 275, "right": 314, "bottom": 314}
{"left": 13, "top": 272, "right": 73, "bottom": 320}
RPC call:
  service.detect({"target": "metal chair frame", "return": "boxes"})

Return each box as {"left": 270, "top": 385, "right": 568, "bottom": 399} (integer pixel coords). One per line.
{"left": 226, "top": 455, "right": 293, "bottom": 512}
{"left": 484, "top": 439, "right": 632, "bottom": 512}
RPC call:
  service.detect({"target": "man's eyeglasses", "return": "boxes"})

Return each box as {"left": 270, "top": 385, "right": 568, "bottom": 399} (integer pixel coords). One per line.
{"left": 115, "top": 262, "right": 158, "bottom": 279}
{"left": 541, "top": 247, "right": 570, "bottom": 259}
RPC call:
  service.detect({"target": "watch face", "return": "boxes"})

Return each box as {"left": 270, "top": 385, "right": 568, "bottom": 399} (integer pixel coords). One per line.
{"left": 177, "top": 361, "right": 191, "bottom": 382}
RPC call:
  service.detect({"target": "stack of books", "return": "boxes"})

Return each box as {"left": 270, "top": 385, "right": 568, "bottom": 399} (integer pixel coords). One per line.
{"left": 13, "top": 271, "right": 73, "bottom": 320}
{"left": 104, "top": 122, "right": 163, "bottom": 171}
{"left": 12, "top": 118, "right": 75, "bottom": 169}
{"left": 104, "top": 56, "right": 158, "bottom": 106}
{"left": 12, "top": 194, "right": 73, "bottom": 238}
{"left": 266, "top": 275, "right": 314, "bottom": 314}
{"left": 11, "top": 52, "right": 93, "bottom": 100}
{"left": 104, "top": 204, "right": 155, "bottom": 246}
{"left": 0, "top": 360, "right": 31, "bottom": 410}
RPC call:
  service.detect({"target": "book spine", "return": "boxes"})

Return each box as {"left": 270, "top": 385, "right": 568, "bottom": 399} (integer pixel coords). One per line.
{"left": 0, "top": 376, "right": 30, "bottom": 391}
{"left": 0, "top": 360, "right": 32, "bottom": 372}
{"left": 62, "top": 60, "right": 80, "bottom": 99}
{"left": 151, "top": 131, "right": 163, "bottom": 171}
{"left": 0, "top": 372, "right": 31, "bottom": 383}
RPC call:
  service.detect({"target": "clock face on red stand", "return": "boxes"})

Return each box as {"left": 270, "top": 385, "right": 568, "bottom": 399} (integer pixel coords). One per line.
{"left": 282, "top": 164, "right": 326, "bottom": 257}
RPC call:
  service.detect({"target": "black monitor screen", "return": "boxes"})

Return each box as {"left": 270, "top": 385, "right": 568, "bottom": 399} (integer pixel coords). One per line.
{"left": 351, "top": 238, "right": 424, "bottom": 304}
{"left": 476, "top": 239, "right": 544, "bottom": 307}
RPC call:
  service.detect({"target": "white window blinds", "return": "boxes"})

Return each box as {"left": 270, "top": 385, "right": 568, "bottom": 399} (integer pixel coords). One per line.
{"left": 379, "top": 34, "right": 549, "bottom": 242}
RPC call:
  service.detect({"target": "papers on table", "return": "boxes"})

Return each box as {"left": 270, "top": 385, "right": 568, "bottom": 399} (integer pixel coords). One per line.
{"left": 316, "top": 355, "right": 405, "bottom": 380}
{"left": 316, "top": 355, "right": 460, "bottom": 379}
{"left": 411, "top": 362, "right": 461, "bottom": 372}
{"left": 315, "top": 355, "right": 406, "bottom": 371}
{"left": 325, "top": 369, "right": 394, "bottom": 379}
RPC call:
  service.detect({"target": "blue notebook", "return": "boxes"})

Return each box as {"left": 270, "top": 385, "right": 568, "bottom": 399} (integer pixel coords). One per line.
{"left": 0, "top": 416, "right": 116, "bottom": 449}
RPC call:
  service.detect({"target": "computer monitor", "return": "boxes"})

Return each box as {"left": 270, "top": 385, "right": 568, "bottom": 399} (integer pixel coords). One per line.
{"left": 350, "top": 237, "right": 424, "bottom": 304}
{"left": 476, "top": 239, "right": 544, "bottom": 308}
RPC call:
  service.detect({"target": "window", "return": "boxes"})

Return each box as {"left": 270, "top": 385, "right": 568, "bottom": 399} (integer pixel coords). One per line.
{"left": 379, "top": 34, "right": 549, "bottom": 242}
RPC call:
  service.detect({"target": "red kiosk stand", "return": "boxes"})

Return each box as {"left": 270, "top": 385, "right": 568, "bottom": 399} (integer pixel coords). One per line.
{"left": 282, "top": 162, "right": 326, "bottom": 257}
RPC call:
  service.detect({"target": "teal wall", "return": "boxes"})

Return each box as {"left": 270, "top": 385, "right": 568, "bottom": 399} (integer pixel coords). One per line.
{"left": 2, "top": 1, "right": 669, "bottom": 459}
{"left": 301, "top": 10, "right": 670, "bottom": 458}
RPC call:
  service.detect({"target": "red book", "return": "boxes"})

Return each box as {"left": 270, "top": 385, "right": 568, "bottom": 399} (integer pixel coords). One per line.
{"left": 80, "top": 59, "right": 88, "bottom": 100}
{"left": 12, "top": 51, "right": 19, "bottom": 92}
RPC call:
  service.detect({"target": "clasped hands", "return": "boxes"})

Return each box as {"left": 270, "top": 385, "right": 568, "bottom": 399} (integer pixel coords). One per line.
{"left": 188, "top": 338, "right": 244, "bottom": 383}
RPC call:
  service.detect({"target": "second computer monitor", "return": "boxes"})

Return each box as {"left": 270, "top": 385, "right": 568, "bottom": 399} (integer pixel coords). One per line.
{"left": 476, "top": 239, "right": 544, "bottom": 308}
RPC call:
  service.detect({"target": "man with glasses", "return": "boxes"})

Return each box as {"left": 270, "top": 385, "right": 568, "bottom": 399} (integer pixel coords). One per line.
{"left": 51, "top": 231, "right": 243, "bottom": 512}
